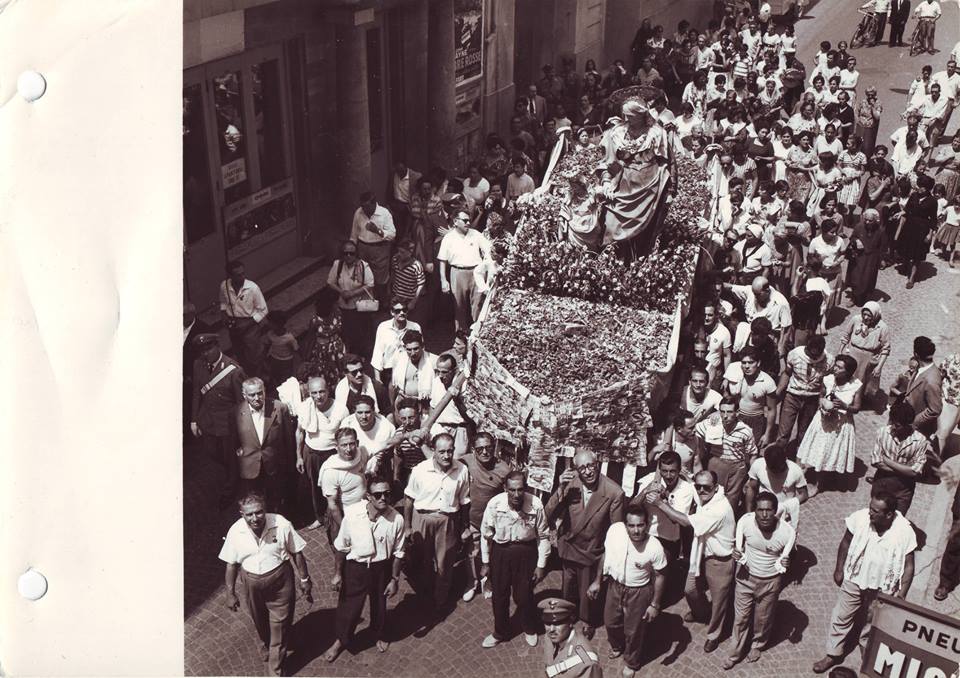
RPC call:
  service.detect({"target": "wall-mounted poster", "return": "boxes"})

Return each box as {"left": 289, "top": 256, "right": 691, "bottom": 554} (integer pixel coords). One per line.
{"left": 454, "top": 0, "right": 483, "bottom": 86}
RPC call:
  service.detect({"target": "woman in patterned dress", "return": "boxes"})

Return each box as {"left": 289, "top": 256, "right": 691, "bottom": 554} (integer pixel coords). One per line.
{"left": 836, "top": 301, "right": 891, "bottom": 402}
{"left": 927, "top": 133, "right": 960, "bottom": 201}
{"left": 796, "top": 354, "right": 863, "bottom": 497}
{"left": 301, "top": 286, "right": 346, "bottom": 389}
{"left": 787, "top": 131, "right": 817, "bottom": 202}
{"left": 937, "top": 353, "right": 960, "bottom": 455}
{"left": 837, "top": 135, "right": 868, "bottom": 226}
{"left": 855, "top": 87, "right": 882, "bottom": 156}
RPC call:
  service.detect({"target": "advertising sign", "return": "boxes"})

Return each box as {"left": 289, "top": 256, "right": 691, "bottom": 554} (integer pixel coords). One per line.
{"left": 454, "top": 0, "right": 483, "bottom": 86}
{"left": 862, "top": 594, "right": 960, "bottom": 678}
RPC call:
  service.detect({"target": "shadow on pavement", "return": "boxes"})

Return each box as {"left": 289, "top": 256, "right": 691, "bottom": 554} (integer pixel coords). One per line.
{"left": 644, "top": 611, "right": 692, "bottom": 666}
{"left": 787, "top": 544, "right": 819, "bottom": 586}
{"left": 287, "top": 607, "right": 337, "bottom": 673}
{"left": 770, "top": 599, "right": 810, "bottom": 647}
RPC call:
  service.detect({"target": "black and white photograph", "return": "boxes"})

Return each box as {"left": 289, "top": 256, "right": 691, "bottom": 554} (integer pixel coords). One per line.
{"left": 179, "top": 0, "right": 960, "bottom": 676}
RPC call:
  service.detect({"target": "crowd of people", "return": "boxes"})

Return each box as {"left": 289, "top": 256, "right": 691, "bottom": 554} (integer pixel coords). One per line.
{"left": 184, "top": 1, "right": 960, "bottom": 676}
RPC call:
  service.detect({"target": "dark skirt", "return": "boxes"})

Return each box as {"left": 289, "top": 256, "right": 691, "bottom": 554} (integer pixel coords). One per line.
{"left": 897, "top": 221, "right": 934, "bottom": 264}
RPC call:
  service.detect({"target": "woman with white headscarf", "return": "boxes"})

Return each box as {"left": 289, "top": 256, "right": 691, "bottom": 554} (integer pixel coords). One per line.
{"left": 836, "top": 301, "right": 890, "bottom": 401}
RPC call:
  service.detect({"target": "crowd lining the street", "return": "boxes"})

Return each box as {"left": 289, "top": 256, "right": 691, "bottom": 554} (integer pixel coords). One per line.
{"left": 184, "top": 1, "right": 960, "bottom": 676}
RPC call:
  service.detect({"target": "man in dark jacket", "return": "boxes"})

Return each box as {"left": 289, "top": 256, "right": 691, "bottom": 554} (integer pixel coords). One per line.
{"left": 889, "top": 0, "right": 911, "bottom": 47}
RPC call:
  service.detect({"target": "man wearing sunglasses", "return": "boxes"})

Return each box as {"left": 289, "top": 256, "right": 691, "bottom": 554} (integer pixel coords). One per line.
{"left": 334, "top": 354, "right": 387, "bottom": 415}
{"left": 371, "top": 298, "right": 422, "bottom": 386}
{"left": 545, "top": 450, "right": 626, "bottom": 640}
{"left": 648, "top": 469, "right": 735, "bottom": 654}
{"left": 326, "top": 476, "right": 405, "bottom": 662}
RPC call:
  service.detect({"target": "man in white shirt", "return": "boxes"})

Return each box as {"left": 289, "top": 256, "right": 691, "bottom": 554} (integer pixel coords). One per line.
{"left": 439, "top": 210, "right": 492, "bottom": 331}
{"left": 295, "top": 376, "right": 348, "bottom": 530}
{"left": 404, "top": 433, "right": 472, "bottom": 620}
{"left": 370, "top": 299, "right": 422, "bottom": 384}
{"left": 634, "top": 451, "right": 696, "bottom": 567}
{"left": 389, "top": 329, "right": 437, "bottom": 411}
{"left": 873, "top": 0, "right": 893, "bottom": 44}
{"left": 350, "top": 191, "right": 396, "bottom": 305}
{"left": 479, "top": 470, "right": 550, "bottom": 649}
{"left": 914, "top": 0, "right": 942, "bottom": 54}
{"left": 220, "top": 259, "right": 268, "bottom": 374}
{"left": 917, "top": 83, "right": 950, "bottom": 146}
{"left": 932, "top": 60, "right": 960, "bottom": 127}
{"left": 725, "top": 276, "right": 793, "bottom": 356}
{"left": 649, "top": 470, "right": 736, "bottom": 653}
{"left": 429, "top": 354, "right": 470, "bottom": 459}
{"left": 219, "top": 491, "right": 312, "bottom": 676}
{"left": 589, "top": 505, "right": 667, "bottom": 676}
{"left": 734, "top": 223, "right": 774, "bottom": 282}
{"left": 701, "top": 302, "right": 732, "bottom": 386}
{"left": 745, "top": 443, "right": 808, "bottom": 527}
{"left": 812, "top": 492, "right": 917, "bottom": 673}
{"left": 724, "top": 492, "right": 796, "bottom": 669}
{"left": 341, "top": 395, "right": 396, "bottom": 472}
{"left": 683, "top": 367, "right": 723, "bottom": 424}
{"left": 325, "top": 476, "right": 405, "bottom": 661}
{"left": 505, "top": 157, "right": 536, "bottom": 199}
{"left": 320, "top": 428, "right": 378, "bottom": 554}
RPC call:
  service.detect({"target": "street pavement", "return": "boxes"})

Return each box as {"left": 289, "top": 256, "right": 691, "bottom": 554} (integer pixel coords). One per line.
{"left": 184, "top": 2, "right": 960, "bottom": 676}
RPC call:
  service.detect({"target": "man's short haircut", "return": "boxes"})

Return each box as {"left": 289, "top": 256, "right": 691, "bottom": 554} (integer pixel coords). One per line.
{"left": 889, "top": 400, "right": 916, "bottom": 428}
{"left": 432, "top": 432, "right": 455, "bottom": 448}
{"left": 436, "top": 353, "right": 457, "bottom": 369}
{"left": 354, "top": 394, "right": 376, "bottom": 410}
{"left": 870, "top": 490, "right": 898, "bottom": 513}
{"left": 719, "top": 394, "right": 739, "bottom": 409}
{"left": 763, "top": 442, "right": 787, "bottom": 470}
{"left": 396, "top": 397, "right": 420, "bottom": 412}
{"left": 671, "top": 408, "right": 695, "bottom": 429}
{"left": 359, "top": 190, "right": 375, "bottom": 204}
{"left": 390, "top": 296, "right": 409, "bottom": 309}
{"left": 755, "top": 491, "right": 779, "bottom": 511}
{"left": 626, "top": 503, "right": 650, "bottom": 521}
{"left": 750, "top": 317, "right": 773, "bottom": 335}
{"left": 694, "top": 469, "right": 719, "bottom": 486}
{"left": 474, "top": 431, "right": 495, "bottom": 446}
{"left": 335, "top": 427, "right": 359, "bottom": 443}
{"left": 238, "top": 490, "right": 266, "bottom": 509}
{"left": 689, "top": 364, "right": 709, "bottom": 380}
{"left": 806, "top": 334, "right": 826, "bottom": 352}
{"left": 403, "top": 329, "right": 424, "bottom": 345}
{"left": 242, "top": 376, "right": 265, "bottom": 392}
{"left": 658, "top": 450, "right": 683, "bottom": 469}
{"left": 227, "top": 259, "right": 243, "bottom": 273}
{"left": 504, "top": 470, "right": 526, "bottom": 487}
{"left": 366, "top": 474, "right": 392, "bottom": 491}
{"left": 342, "top": 353, "right": 364, "bottom": 368}
{"left": 739, "top": 346, "right": 760, "bottom": 362}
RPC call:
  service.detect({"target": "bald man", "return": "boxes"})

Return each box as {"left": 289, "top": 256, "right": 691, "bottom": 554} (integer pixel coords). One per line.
{"left": 546, "top": 450, "right": 625, "bottom": 639}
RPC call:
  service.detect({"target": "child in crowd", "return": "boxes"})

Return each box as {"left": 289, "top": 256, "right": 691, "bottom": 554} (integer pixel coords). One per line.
{"left": 934, "top": 192, "right": 960, "bottom": 266}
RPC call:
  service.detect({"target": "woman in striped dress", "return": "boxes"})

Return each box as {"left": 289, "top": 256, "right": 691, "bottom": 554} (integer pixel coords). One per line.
{"left": 837, "top": 135, "right": 868, "bottom": 226}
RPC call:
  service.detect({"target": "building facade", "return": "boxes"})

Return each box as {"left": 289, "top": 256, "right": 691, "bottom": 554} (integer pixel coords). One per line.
{"left": 183, "top": 0, "right": 703, "bottom": 311}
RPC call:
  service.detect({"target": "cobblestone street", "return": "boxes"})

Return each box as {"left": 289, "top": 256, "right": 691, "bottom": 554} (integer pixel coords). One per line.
{"left": 184, "top": 1, "right": 960, "bottom": 676}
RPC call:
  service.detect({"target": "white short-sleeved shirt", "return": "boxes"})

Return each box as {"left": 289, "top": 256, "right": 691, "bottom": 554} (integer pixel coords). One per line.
{"left": 635, "top": 473, "right": 696, "bottom": 542}
{"left": 342, "top": 414, "right": 396, "bottom": 459}
{"left": 463, "top": 177, "right": 491, "bottom": 210}
{"left": 602, "top": 523, "right": 668, "bottom": 587}
{"left": 736, "top": 514, "right": 796, "bottom": 578}
{"left": 334, "top": 500, "right": 406, "bottom": 563}
{"left": 405, "top": 458, "right": 471, "bottom": 513}
{"left": 705, "top": 323, "right": 732, "bottom": 374}
{"left": 219, "top": 514, "right": 306, "bottom": 575}
{"left": 689, "top": 491, "right": 736, "bottom": 561}
{"left": 735, "top": 240, "right": 774, "bottom": 274}
{"left": 320, "top": 450, "right": 372, "bottom": 507}
{"left": 843, "top": 509, "right": 918, "bottom": 592}
{"left": 437, "top": 228, "right": 491, "bottom": 268}
{"left": 297, "top": 399, "right": 348, "bottom": 451}
{"left": 748, "top": 458, "right": 808, "bottom": 506}
{"left": 371, "top": 319, "right": 422, "bottom": 371}
{"left": 723, "top": 363, "right": 778, "bottom": 417}
{"left": 729, "top": 284, "right": 793, "bottom": 331}
{"left": 682, "top": 386, "right": 723, "bottom": 423}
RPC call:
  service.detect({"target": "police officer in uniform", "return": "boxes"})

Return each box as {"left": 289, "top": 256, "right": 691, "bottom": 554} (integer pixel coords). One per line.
{"left": 190, "top": 333, "right": 247, "bottom": 507}
{"left": 540, "top": 598, "right": 603, "bottom": 678}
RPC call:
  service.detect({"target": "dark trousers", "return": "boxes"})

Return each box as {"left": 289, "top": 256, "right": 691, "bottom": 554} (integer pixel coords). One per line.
{"left": 778, "top": 392, "right": 819, "bottom": 444}
{"left": 203, "top": 433, "right": 238, "bottom": 501}
{"left": 491, "top": 541, "right": 539, "bottom": 640}
{"left": 890, "top": 16, "right": 907, "bottom": 45}
{"left": 238, "top": 470, "right": 285, "bottom": 513}
{"left": 336, "top": 558, "right": 393, "bottom": 644}
{"left": 604, "top": 580, "right": 655, "bottom": 671}
{"left": 561, "top": 559, "right": 602, "bottom": 627}
{"left": 240, "top": 562, "right": 295, "bottom": 677}
{"left": 228, "top": 317, "right": 263, "bottom": 376}
{"left": 940, "top": 509, "right": 960, "bottom": 590}
{"left": 685, "top": 555, "right": 736, "bottom": 642}
{"left": 875, "top": 12, "right": 889, "bottom": 42}
{"left": 411, "top": 510, "right": 459, "bottom": 605}
{"left": 303, "top": 447, "right": 334, "bottom": 523}
{"left": 707, "top": 456, "right": 748, "bottom": 513}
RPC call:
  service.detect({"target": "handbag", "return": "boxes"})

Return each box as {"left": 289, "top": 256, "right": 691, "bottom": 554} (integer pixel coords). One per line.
{"left": 355, "top": 288, "right": 379, "bottom": 313}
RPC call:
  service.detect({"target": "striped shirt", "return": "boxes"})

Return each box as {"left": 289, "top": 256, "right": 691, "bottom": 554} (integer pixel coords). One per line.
{"left": 871, "top": 425, "right": 929, "bottom": 475}
{"left": 391, "top": 256, "right": 426, "bottom": 300}
{"left": 785, "top": 346, "right": 833, "bottom": 397}
{"left": 695, "top": 414, "right": 758, "bottom": 463}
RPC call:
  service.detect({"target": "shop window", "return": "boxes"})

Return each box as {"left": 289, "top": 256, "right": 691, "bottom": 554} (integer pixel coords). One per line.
{"left": 366, "top": 27, "right": 384, "bottom": 152}
{"left": 211, "top": 69, "right": 250, "bottom": 204}
{"left": 183, "top": 84, "right": 215, "bottom": 244}
{"left": 252, "top": 60, "right": 287, "bottom": 188}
